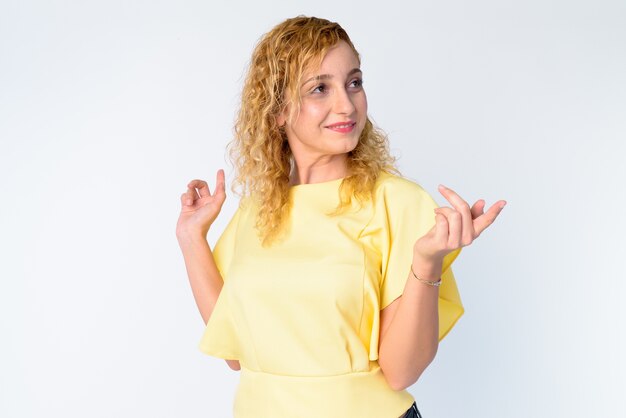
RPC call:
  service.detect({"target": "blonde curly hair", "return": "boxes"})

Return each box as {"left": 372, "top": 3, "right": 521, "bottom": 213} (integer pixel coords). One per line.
{"left": 227, "top": 15, "right": 400, "bottom": 246}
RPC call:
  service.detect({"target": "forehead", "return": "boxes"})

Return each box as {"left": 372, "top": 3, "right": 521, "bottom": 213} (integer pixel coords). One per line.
{"left": 303, "top": 40, "right": 360, "bottom": 76}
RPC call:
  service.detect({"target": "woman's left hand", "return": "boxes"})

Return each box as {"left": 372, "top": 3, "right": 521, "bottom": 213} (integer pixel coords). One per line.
{"left": 413, "top": 184, "right": 507, "bottom": 264}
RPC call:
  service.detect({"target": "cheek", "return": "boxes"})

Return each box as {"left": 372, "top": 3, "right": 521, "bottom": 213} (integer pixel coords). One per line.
{"left": 300, "top": 102, "right": 328, "bottom": 127}
{"left": 356, "top": 94, "right": 367, "bottom": 129}
{"left": 359, "top": 93, "right": 368, "bottom": 113}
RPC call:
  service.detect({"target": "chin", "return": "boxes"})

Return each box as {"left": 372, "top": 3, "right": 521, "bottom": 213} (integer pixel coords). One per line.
{"left": 322, "top": 132, "right": 361, "bottom": 154}
{"left": 339, "top": 143, "right": 359, "bottom": 155}
{"left": 348, "top": 134, "right": 361, "bottom": 151}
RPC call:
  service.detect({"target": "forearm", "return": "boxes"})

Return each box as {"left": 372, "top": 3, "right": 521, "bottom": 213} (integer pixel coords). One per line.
{"left": 176, "top": 232, "right": 224, "bottom": 325}
{"left": 378, "top": 257, "right": 442, "bottom": 390}
{"left": 177, "top": 232, "right": 241, "bottom": 371}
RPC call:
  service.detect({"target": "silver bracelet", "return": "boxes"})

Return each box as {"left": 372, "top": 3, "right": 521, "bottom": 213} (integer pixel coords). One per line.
{"left": 410, "top": 265, "right": 442, "bottom": 287}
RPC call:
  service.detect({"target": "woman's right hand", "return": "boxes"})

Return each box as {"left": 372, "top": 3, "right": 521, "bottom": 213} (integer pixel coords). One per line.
{"left": 176, "top": 169, "right": 226, "bottom": 239}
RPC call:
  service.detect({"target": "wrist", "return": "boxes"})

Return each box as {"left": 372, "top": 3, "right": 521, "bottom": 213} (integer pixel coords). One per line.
{"left": 411, "top": 255, "right": 443, "bottom": 282}
{"left": 176, "top": 228, "right": 208, "bottom": 245}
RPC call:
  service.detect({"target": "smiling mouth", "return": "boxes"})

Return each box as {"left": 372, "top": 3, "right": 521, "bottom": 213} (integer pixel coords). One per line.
{"left": 326, "top": 122, "right": 357, "bottom": 132}
{"left": 326, "top": 121, "right": 355, "bottom": 128}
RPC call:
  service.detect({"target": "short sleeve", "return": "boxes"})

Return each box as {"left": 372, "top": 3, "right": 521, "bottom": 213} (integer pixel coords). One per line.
{"left": 378, "top": 179, "right": 464, "bottom": 342}
{"left": 198, "top": 203, "right": 243, "bottom": 359}
{"left": 211, "top": 204, "right": 243, "bottom": 281}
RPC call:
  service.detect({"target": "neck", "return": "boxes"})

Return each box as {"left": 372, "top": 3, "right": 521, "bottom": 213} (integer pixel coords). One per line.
{"left": 289, "top": 155, "right": 348, "bottom": 186}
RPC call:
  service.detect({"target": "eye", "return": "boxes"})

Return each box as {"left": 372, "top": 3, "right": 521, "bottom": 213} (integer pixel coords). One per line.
{"left": 312, "top": 83, "right": 327, "bottom": 94}
{"left": 350, "top": 78, "right": 364, "bottom": 88}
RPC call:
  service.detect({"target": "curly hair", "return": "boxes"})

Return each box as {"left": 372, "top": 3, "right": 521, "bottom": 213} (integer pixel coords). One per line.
{"left": 227, "top": 15, "right": 400, "bottom": 246}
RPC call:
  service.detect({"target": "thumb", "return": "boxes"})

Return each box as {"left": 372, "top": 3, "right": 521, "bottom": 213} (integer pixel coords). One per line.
{"left": 434, "top": 212, "right": 449, "bottom": 241}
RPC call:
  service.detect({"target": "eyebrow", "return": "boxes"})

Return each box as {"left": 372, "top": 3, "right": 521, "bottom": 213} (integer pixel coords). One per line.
{"left": 301, "top": 68, "right": 362, "bottom": 87}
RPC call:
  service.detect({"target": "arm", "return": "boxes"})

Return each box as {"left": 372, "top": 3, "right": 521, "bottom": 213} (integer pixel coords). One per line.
{"left": 378, "top": 256, "right": 441, "bottom": 391}
{"left": 379, "top": 183, "right": 505, "bottom": 390}
{"left": 177, "top": 231, "right": 241, "bottom": 371}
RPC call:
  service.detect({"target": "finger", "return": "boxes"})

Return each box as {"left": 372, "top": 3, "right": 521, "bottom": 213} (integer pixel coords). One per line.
{"left": 434, "top": 207, "right": 462, "bottom": 248}
{"left": 434, "top": 212, "right": 449, "bottom": 245}
{"left": 180, "top": 192, "right": 194, "bottom": 206}
{"left": 213, "top": 169, "right": 226, "bottom": 197}
{"left": 473, "top": 200, "right": 507, "bottom": 235}
{"left": 437, "top": 184, "right": 475, "bottom": 245}
{"left": 183, "top": 180, "right": 202, "bottom": 206}
{"left": 185, "top": 186, "right": 199, "bottom": 205}
{"left": 188, "top": 179, "right": 211, "bottom": 198}
{"left": 470, "top": 199, "right": 486, "bottom": 219}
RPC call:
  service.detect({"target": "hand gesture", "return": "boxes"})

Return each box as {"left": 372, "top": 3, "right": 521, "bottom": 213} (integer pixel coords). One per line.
{"left": 413, "top": 184, "right": 506, "bottom": 263}
{"left": 176, "top": 169, "right": 226, "bottom": 239}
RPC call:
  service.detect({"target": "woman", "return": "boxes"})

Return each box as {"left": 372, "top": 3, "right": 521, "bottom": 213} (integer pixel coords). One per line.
{"left": 176, "top": 16, "right": 505, "bottom": 418}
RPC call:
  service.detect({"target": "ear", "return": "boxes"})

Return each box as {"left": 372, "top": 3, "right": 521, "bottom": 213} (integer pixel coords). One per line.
{"left": 276, "top": 110, "right": 286, "bottom": 127}
{"left": 276, "top": 98, "right": 290, "bottom": 127}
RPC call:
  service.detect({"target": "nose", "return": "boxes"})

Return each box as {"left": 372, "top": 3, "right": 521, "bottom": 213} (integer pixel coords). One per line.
{"left": 332, "top": 87, "right": 356, "bottom": 115}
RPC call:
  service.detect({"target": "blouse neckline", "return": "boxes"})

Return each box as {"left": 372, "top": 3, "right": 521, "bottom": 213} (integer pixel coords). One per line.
{"left": 288, "top": 176, "right": 346, "bottom": 191}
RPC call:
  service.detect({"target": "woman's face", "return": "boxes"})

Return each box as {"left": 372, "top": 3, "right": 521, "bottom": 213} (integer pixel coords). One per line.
{"left": 278, "top": 40, "right": 367, "bottom": 171}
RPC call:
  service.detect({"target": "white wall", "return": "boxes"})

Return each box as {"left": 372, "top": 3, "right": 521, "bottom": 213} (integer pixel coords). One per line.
{"left": 1, "top": 0, "right": 624, "bottom": 417}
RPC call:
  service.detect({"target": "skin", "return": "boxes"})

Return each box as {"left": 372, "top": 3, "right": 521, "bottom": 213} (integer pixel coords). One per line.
{"left": 177, "top": 39, "right": 507, "bottom": 381}
{"left": 378, "top": 185, "right": 506, "bottom": 390}
{"left": 177, "top": 169, "right": 226, "bottom": 238}
{"left": 276, "top": 40, "right": 367, "bottom": 185}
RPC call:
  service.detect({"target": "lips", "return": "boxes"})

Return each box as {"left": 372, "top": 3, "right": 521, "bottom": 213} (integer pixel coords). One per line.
{"left": 325, "top": 121, "right": 357, "bottom": 133}
{"left": 326, "top": 121, "right": 356, "bottom": 129}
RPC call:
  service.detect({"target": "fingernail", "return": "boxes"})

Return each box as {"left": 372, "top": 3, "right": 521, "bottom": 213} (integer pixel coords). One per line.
{"left": 438, "top": 184, "right": 446, "bottom": 189}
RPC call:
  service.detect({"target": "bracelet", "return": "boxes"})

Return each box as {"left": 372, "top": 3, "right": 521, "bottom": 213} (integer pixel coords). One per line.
{"left": 410, "top": 265, "right": 442, "bottom": 287}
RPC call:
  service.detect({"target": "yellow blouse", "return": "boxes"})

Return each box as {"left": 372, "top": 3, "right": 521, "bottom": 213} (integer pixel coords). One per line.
{"left": 199, "top": 171, "right": 463, "bottom": 418}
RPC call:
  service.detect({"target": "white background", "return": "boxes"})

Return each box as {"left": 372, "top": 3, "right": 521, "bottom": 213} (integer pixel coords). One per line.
{"left": 1, "top": 0, "right": 625, "bottom": 417}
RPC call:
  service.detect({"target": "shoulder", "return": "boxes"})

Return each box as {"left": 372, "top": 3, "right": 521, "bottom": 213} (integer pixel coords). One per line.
{"left": 217, "top": 195, "right": 256, "bottom": 237}
{"left": 234, "top": 194, "right": 259, "bottom": 217}
{"left": 373, "top": 171, "right": 436, "bottom": 207}
{"left": 374, "top": 170, "right": 425, "bottom": 192}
